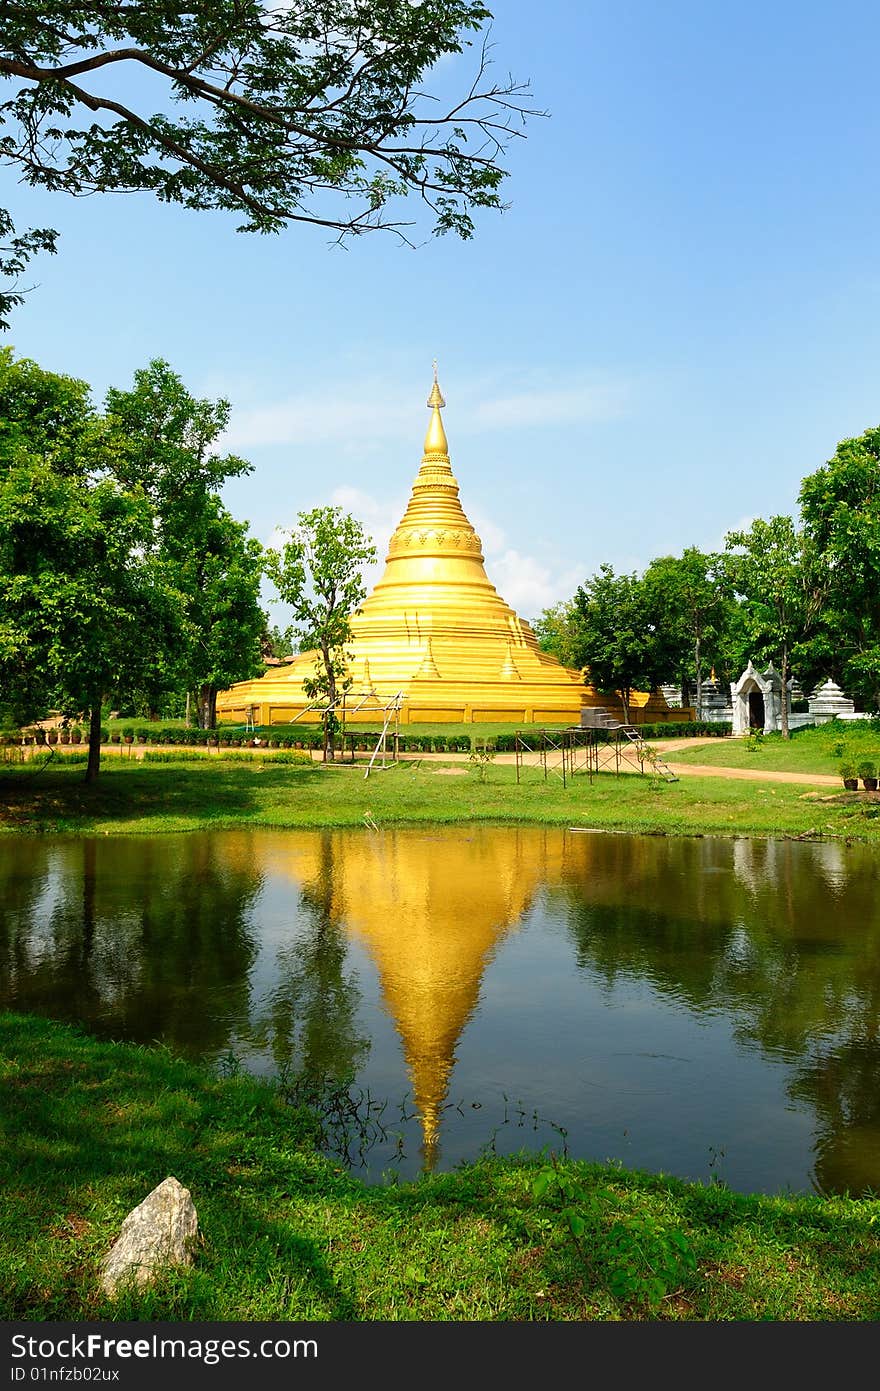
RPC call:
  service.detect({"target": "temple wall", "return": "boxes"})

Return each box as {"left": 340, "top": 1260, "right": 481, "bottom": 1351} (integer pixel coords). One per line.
{"left": 217, "top": 698, "right": 695, "bottom": 728}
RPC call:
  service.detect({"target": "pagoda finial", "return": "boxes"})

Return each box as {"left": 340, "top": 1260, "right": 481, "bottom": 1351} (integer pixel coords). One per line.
{"left": 427, "top": 360, "right": 445, "bottom": 410}
{"left": 423, "top": 362, "right": 448, "bottom": 454}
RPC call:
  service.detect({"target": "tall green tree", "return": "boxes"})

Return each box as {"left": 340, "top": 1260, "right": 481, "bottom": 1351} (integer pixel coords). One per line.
{"left": 103, "top": 360, "right": 265, "bottom": 727}
{"left": 0, "top": 449, "right": 180, "bottom": 780}
{"left": 0, "top": 348, "right": 262, "bottom": 770}
{"left": 0, "top": 2, "right": 535, "bottom": 325}
{"left": 724, "top": 516, "right": 819, "bottom": 739}
{"left": 570, "top": 565, "right": 669, "bottom": 722}
{"left": 799, "top": 425, "right": 880, "bottom": 712}
{"left": 265, "top": 506, "right": 377, "bottom": 759}
{"left": 642, "top": 548, "right": 735, "bottom": 717}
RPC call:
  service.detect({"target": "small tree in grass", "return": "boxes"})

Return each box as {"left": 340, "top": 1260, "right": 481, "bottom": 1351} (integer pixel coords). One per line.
{"left": 265, "top": 507, "right": 377, "bottom": 761}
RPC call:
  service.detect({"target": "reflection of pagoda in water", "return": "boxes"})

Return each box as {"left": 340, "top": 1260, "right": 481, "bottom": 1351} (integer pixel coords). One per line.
{"left": 259, "top": 826, "right": 566, "bottom": 1166}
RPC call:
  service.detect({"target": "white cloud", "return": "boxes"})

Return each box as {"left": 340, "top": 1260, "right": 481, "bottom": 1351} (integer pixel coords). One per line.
{"left": 221, "top": 370, "right": 629, "bottom": 453}
{"left": 487, "top": 550, "right": 582, "bottom": 620}
{"left": 223, "top": 393, "right": 413, "bottom": 452}
{"left": 469, "top": 508, "right": 506, "bottom": 556}
{"left": 471, "top": 382, "right": 627, "bottom": 430}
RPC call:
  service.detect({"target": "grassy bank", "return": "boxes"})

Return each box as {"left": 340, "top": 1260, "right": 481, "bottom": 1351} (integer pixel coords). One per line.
{"left": 3, "top": 1012, "right": 879, "bottom": 1321}
{"left": 1, "top": 756, "right": 878, "bottom": 841}
{"left": 668, "top": 722, "right": 880, "bottom": 777}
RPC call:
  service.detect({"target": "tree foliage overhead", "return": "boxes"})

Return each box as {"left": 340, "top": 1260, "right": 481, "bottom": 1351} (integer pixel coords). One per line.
{"left": 0, "top": 1, "right": 536, "bottom": 322}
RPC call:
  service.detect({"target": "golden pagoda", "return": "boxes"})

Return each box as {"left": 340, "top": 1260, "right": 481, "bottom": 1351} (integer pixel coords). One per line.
{"left": 217, "top": 369, "right": 600, "bottom": 726}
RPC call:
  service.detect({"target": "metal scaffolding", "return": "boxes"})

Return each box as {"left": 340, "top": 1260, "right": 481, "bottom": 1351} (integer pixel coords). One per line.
{"left": 514, "top": 711, "right": 678, "bottom": 787}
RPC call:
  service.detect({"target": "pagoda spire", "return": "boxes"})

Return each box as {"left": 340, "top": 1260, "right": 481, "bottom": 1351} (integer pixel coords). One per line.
{"left": 423, "top": 360, "right": 449, "bottom": 458}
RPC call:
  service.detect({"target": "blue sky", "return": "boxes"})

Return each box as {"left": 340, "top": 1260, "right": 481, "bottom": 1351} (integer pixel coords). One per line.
{"left": 3, "top": 0, "right": 880, "bottom": 624}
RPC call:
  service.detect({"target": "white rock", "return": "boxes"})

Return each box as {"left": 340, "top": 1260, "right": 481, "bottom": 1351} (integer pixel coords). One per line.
{"left": 99, "top": 1176, "right": 199, "bottom": 1296}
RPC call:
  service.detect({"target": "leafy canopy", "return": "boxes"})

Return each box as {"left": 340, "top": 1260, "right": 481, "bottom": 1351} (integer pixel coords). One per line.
{"left": 101, "top": 359, "right": 265, "bottom": 727}
{"left": 0, "top": 1, "right": 537, "bottom": 324}
{"left": 570, "top": 564, "right": 670, "bottom": 720}
{"left": 724, "top": 515, "right": 820, "bottom": 737}
{"left": 799, "top": 425, "right": 880, "bottom": 711}
{"left": 0, "top": 407, "right": 183, "bottom": 767}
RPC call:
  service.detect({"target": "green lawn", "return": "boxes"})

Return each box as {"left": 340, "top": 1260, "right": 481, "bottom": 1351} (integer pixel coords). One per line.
{"left": 0, "top": 754, "right": 877, "bottom": 841}
{"left": 3, "top": 1012, "right": 879, "bottom": 1322}
{"left": 668, "top": 721, "right": 880, "bottom": 777}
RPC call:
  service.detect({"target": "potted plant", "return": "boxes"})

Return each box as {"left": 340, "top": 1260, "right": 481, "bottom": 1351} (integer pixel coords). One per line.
{"left": 857, "top": 759, "right": 878, "bottom": 791}
{"left": 839, "top": 760, "right": 858, "bottom": 791}
{"left": 59, "top": 729, "right": 70, "bottom": 745}
{"left": 70, "top": 727, "right": 82, "bottom": 745}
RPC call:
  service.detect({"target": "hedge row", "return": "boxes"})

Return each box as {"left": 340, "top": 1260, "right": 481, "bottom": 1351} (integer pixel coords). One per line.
{"left": 3, "top": 718, "right": 731, "bottom": 752}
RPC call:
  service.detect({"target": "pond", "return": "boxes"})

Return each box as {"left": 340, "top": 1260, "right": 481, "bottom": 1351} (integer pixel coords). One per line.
{"left": 1, "top": 826, "right": 879, "bottom": 1196}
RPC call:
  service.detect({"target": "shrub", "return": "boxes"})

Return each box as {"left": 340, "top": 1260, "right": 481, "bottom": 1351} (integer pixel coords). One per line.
{"left": 839, "top": 760, "right": 856, "bottom": 780}
{"left": 856, "top": 759, "right": 876, "bottom": 780}
{"left": 144, "top": 750, "right": 209, "bottom": 763}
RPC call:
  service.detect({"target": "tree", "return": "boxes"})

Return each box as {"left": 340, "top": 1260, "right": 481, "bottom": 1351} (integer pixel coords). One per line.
{"left": 262, "top": 623, "right": 296, "bottom": 662}
{"left": 265, "top": 506, "right": 376, "bottom": 759}
{"left": 0, "top": 1, "right": 536, "bottom": 325}
{"left": 0, "top": 348, "right": 260, "bottom": 774}
{"left": 102, "top": 360, "right": 266, "bottom": 727}
{"left": 0, "top": 452, "right": 181, "bottom": 780}
{"left": 642, "top": 548, "right": 734, "bottom": 717}
{"left": 569, "top": 565, "right": 669, "bottom": 722}
{"left": 177, "top": 497, "right": 266, "bottom": 730}
{"left": 0, "top": 344, "right": 92, "bottom": 469}
{"left": 533, "top": 601, "right": 581, "bottom": 669}
{"left": 799, "top": 426, "right": 880, "bottom": 712}
{"left": 724, "top": 516, "right": 819, "bottom": 739}
{"left": 0, "top": 213, "right": 57, "bottom": 330}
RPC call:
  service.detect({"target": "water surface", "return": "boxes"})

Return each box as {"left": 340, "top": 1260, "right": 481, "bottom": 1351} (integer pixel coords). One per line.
{"left": 2, "top": 826, "right": 879, "bottom": 1195}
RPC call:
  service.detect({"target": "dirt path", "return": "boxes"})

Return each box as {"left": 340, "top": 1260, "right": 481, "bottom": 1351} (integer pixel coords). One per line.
{"left": 23, "top": 734, "right": 840, "bottom": 787}
{"left": 661, "top": 761, "right": 838, "bottom": 787}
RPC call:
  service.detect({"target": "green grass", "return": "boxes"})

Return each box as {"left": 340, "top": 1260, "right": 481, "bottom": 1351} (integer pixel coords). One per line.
{"left": 3, "top": 1012, "right": 879, "bottom": 1322}
{"left": 0, "top": 754, "right": 877, "bottom": 841}
{"left": 668, "top": 721, "right": 880, "bottom": 776}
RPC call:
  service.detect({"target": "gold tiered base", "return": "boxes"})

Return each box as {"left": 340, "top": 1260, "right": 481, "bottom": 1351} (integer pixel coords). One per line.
{"left": 217, "top": 372, "right": 671, "bottom": 727}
